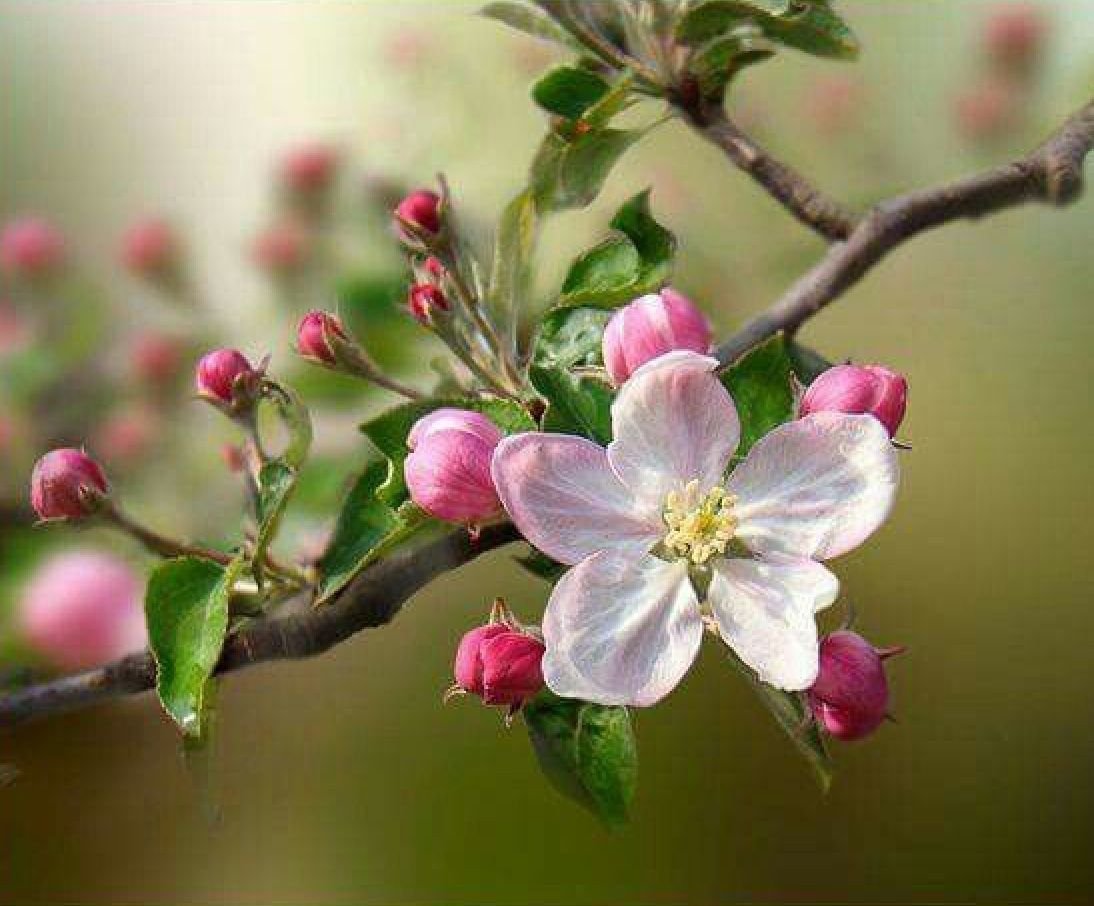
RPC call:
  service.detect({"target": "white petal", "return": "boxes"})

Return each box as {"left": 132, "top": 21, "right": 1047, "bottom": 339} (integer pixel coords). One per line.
{"left": 709, "top": 557, "right": 839, "bottom": 691}
{"left": 491, "top": 433, "right": 661, "bottom": 566}
{"left": 727, "top": 412, "right": 899, "bottom": 560}
{"left": 607, "top": 351, "right": 740, "bottom": 509}
{"left": 542, "top": 552, "right": 702, "bottom": 707}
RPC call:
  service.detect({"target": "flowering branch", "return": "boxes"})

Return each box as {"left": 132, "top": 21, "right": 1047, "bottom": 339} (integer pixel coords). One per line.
{"left": 714, "top": 97, "right": 1094, "bottom": 366}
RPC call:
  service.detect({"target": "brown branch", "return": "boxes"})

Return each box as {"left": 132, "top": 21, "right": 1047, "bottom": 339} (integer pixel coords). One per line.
{"left": 715, "top": 98, "right": 1094, "bottom": 366}
{"left": 0, "top": 523, "right": 518, "bottom": 728}
{"left": 678, "top": 95, "right": 858, "bottom": 242}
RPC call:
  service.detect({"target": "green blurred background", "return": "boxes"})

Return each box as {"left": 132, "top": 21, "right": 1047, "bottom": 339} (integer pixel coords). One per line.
{"left": 2, "top": 2, "right": 1093, "bottom": 903}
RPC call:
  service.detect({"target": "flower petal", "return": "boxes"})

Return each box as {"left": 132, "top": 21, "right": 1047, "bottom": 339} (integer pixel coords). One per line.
{"left": 607, "top": 351, "right": 740, "bottom": 509}
{"left": 727, "top": 412, "right": 899, "bottom": 560}
{"left": 492, "top": 433, "right": 661, "bottom": 566}
{"left": 543, "top": 551, "right": 703, "bottom": 707}
{"left": 709, "top": 557, "right": 839, "bottom": 691}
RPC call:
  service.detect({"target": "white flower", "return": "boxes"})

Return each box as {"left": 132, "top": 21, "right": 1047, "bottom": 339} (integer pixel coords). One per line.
{"left": 491, "top": 351, "right": 900, "bottom": 707}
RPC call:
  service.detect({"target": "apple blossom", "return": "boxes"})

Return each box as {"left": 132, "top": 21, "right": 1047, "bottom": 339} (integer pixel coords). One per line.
{"left": 30, "top": 448, "right": 109, "bottom": 521}
{"left": 492, "top": 351, "right": 899, "bottom": 707}
{"left": 602, "top": 289, "right": 712, "bottom": 386}
{"left": 799, "top": 363, "right": 908, "bottom": 437}
{"left": 809, "top": 631, "right": 904, "bottom": 741}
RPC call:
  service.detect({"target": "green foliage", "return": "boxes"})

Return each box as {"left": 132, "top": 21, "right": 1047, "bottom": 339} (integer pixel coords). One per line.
{"left": 532, "top": 65, "right": 611, "bottom": 120}
{"left": 513, "top": 548, "right": 568, "bottom": 584}
{"left": 688, "top": 31, "right": 776, "bottom": 97}
{"left": 523, "top": 691, "right": 638, "bottom": 828}
{"left": 558, "top": 190, "right": 676, "bottom": 308}
{"left": 530, "top": 127, "right": 646, "bottom": 214}
{"left": 479, "top": 1, "right": 581, "bottom": 50}
{"left": 487, "top": 189, "right": 539, "bottom": 338}
{"left": 145, "top": 555, "right": 244, "bottom": 737}
{"left": 253, "top": 459, "right": 297, "bottom": 581}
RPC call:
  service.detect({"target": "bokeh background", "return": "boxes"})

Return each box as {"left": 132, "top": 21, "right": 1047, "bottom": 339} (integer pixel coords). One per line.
{"left": 2, "top": 2, "right": 1093, "bottom": 903}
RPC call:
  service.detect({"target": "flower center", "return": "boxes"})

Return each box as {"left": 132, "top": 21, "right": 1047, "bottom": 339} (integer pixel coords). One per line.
{"left": 662, "top": 479, "right": 738, "bottom": 565}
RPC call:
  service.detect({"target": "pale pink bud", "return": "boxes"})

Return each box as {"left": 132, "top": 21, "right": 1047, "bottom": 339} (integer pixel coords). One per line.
{"left": 404, "top": 408, "right": 503, "bottom": 523}
{"left": 251, "top": 222, "right": 310, "bottom": 273}
{"left": 130, "top": 332, "right": 183, "bottom": 385}
{"left": 93, "top": 406, "right": 158, "bottom": 466}
{"left": 805, "top": 75, "right": 863, "bottom": 135}
{"left": 296, "top": 310, "right": 347, "bottom": 365}
{"left": 953, "top": 79, "right": 1019, "bottom": 142}
{"left": 809, "top": 631, "right": 903, "bottom": 742}
{"left": 394, "top": 190, "right": 441, "bottom": 236}
{"left": 407, "top": 283, "right": 448, "bottom": 325}
{"left": 0, "top": 217, "right": 65, "bottom": 278}
{"left": 119, "top": 218, "right": 178, "bottom": 277}
{"left": 30, "top": 448, "right": 109, "bottom": 521}
{"left": 984, "top": 3, "right": 1047, "bottom": 73}
{"left": 195, "top": 348, "right": 257, "bottom": 406}
{"left": 453, "top": 623, "right": 545, "bottom": 706}
{"left": 602, "top": 288, "right": 713, "bottom": 386}
{"left": 799, "top": 363, "right": 908, "bottom": 436}
{"left": 279, "top": 143, "right": 339, "bottom": 194}
{"left": 220, "top": 443, "right": 245, "bottom": 473}
{"left": 19, "top": 550, "right": 146, "bottom": 670}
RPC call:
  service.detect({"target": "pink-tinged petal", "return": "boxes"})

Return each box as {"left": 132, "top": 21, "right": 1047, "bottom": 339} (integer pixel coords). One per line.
{"left": 542, "top": 552, "right": 702, "bottom": 707}
{"left": 491, "top": 433, "right": 661, "bottom": 566}
{"left": 709, "top": 557, "right": 839, "bottom": 691}
{"left": 607, "top": 351, "right": 739, "bottom": 509}
{"left": 407, "top": 408, "right": 502, "bottom": 449}
{"left": 727, "top": 412, "right": 899, "bottom": 560}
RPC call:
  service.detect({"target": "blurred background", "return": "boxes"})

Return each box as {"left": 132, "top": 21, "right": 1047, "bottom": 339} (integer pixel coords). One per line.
{"left": 1, "top": 1, "right": 1093, "bottom": 903}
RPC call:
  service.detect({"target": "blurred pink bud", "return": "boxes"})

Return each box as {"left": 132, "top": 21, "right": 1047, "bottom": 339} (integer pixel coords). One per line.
{"left": 120, "top": 218, "right": 178, "bottom": 277}
{"left": 799, "top": 363, "right": 908, "bottom": 436}
{"left": 405, "top": 408, "right": 503, "bottom": 523}
{"left": 453, "top": 623, "right": 545, "bottom": 706}
{"left": 809, "top": 631, "right": 903, "bottom": 742}
{"left": 805, "top": 75, "right": 863, "bottom": 135}
{"left": 279, "top": 143, "right": 339, "bottom": 194}
{"left": 195, "top": 348, "right": 257, "bottom": 406}
{"left": 130, "top": 332, "right": 184, "bottom": 385}
{"left": 984, "top": 3, "right": 1047, "bottom": 73}
{"left": 408, "top": 283, "right": 448, "bottom": 325}
{"left": 394, "top": 190, "right": 441, "bottom": 236}
{"left": 602, "top": 288, "right": 713, "bottom": 386}
{"left": 0, "top": 217, "right": 65, "bottom": 278}
{"left": 384, "top": 27, "right": 431, "bottom": 70}
{"left": 252, "top": 222, "right": 310, "bottom": 273}
{"left": 93, "top": 406, "right": 159, "bottom": 466}
{"left": 220, "top": 443, "right": 245, "bottom": 473}
{"left": 19, "top": 550, "right": 146, "bottom": 670}
{"left": 422, "top": 256, "right": 446, "bottom": 281}
{"left": 0, "top": 301, "right": 31, "bottom": 357}
{"left": 30, "top": 448, "right": 109, "bottom": 521}
{"left": 296, "top": 310, "right": 347, "bottom": 365}
{"left": 953, "top": 79, "right": 1019, "bottom": 142}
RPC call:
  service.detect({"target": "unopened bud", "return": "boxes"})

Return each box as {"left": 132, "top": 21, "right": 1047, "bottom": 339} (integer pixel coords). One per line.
{"left": 120, "top": 218, "right": 179, "bottom": 278}
{"left": 195, "top": 348, "right": 260, "bottom": 410}
{"left": 0, "top": 217, "right": 65, "bottom": 279}
{"left": 130, "top": 332, "right": 184, "bottom": 385}
{"left": 808, "top": 631, "right": 903, "bottom": 742}
{"left": 394, "top": 189, "right": 441, "bottom": 237}
{"left": 279, "top": 142, "right": 339, "bottom": 194}
{"left": 603, "top": 288, "right": 713, "bottom": 386}
{"left": 408, "top": 283, "right": 449, "bottom": 325}
{"left": 453, "top": 621, "right": 545, "bottom": 707}
{"left": 296, "top": 310, "right": 347, "bottom": 366}
{"left": 252, "top": 222, "right": 310, "bottom": 274}
{"left": 953, "top": 78, "right": 1019, "bottom": 142}
{"left": 984, "top": 3, "right": 1047, "bottom": 74}
{"left": 30, "top": 448, "right": 109, "bottom": 521}
{"left": 799, "top": 363, "right": 908, "bottom": 437}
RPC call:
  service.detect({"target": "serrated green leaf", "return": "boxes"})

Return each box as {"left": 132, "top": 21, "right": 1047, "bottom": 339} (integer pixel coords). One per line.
{"left": 479, "top": 1, "right": 581, "bottom": 50}
{"left": 487, "top": 189, "right": 539, "bottom": 344}
{"left": 253, "top": 459, "right": 297, "bottom": 581}
{"left": 146, "top": 555, "right": 243, "bottom": 737}
{"left": 524, "top": 692, "right": 638, "bottom": 828}
{"left": 532, "top": 65, "right": 611, "bottom": 120}
{"left": 676, "top": 0, "right": 793, "bottom": 44}
{"left": 530, "top": 127, "right": 645, "bottom": 214}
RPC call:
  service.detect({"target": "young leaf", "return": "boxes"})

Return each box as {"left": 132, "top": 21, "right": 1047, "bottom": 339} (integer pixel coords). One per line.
{"left": 534, "top": 306, "right": 613, "bottom": 370}
{"left": 689, "top": 32, "right": 776, "bottom": 97}
{"left": 253, "top": 459, "right": 297, "bottom": 581}
{"left": 762, "top": 1, "right": 860, "bottom": 60}
{"left": 530, "top": 127, "right": 646, "bottom": 214}
{"left": 487, "top": 189, "right": 539, "bottom": 346}
{"left": 532, "top": 65, "right": 611, "bottom": 120}
{"left": 523, "top": 692, "right": 638, "bottom": 828}
{"left": 721, "top": 334, "right": 797, "bottom": 457}
{"left": 146, "top": 555, "right": 244, "bottom": 737}
{"left": 787, "top": 337, "right": 833, "bottom": 385}
{"left": 676, "top": 0, "right": 794, "bottom": 44}
{"left": 479, "top": 1, "right": 581, "bottom": 50}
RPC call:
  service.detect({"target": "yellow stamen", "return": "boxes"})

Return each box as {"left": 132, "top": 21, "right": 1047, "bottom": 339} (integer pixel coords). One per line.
{"left": 662, "top": 479, "right": 738, "bottom": 565}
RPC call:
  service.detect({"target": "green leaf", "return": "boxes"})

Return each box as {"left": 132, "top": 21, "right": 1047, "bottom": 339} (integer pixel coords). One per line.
{"left": 558, "top": 189, "right": 676, "bottom": 308}
{"left": 479, "top": 1, "right": 581, "bottom": 50}
{"left": 534, "top": 306, "right": 613, "bottom": 370}
{"left": 146, "top": 555, "right": 244, "bottom": 737}
{"left": 253, "top": 459, "right": 297, "bottom": 580}
{"left": 762, "top": 1, "right": 859, "bottom": 60}
{"left": 523, "top": 692, "right": 638, "bottom": 828}
{"left": 532, "top": 65, "right": 611, "bottom": 120}
{"left": 580, "top": 72, "right": 637, "bottom": 129}
{"left": 487, "top": 189, "right": 539, "bottom": 342}
{"left": 676, "top": 0, "right": 794, "bottom": 44}
{"left": 689, "top": 31, "right": 776, "bottom": 96}
{"left": 726, "top": 651, "right": 832, "bottom": 792}
{"left": 721, "top": 334, "right": 797, "bottom": 457}
{"left": 787, "top": 337, "right": 832, "bottom": 385}
{"left": 530, "top": 127, "right": 645, "bottom": 214}
{"left": 513, "top": 548, "right": 568, "bottom": 584}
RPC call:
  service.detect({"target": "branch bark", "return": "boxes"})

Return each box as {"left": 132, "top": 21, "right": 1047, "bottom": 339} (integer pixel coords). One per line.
{"left": 0, "top": 523, "right": 518, "bottom": 728}
{"left": 715, "top": 98, "right": 1094, "bottom": 366}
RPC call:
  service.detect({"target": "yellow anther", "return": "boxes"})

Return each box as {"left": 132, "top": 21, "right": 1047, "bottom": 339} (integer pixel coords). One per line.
{"left": 662, "top": 481, "right": 738, "bottom": 565}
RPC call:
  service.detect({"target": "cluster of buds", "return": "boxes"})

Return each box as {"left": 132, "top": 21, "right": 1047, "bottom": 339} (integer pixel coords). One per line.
{"left": 448, "top": 599, "right": 546, "bottom": 719}
{"left": 0, "top": 217, "right": 65, "bottom": 281}
{"left": 602, "top": 288, "right": 712, "bottom": 386}
{"left": 408, "top": 258, "right": 450, "bottom": 326}
{"left": 799, "top": 363, "right": 908, "bottom": 438}
{"left": 809, "top": 631, "right": 904, "bottom": 742}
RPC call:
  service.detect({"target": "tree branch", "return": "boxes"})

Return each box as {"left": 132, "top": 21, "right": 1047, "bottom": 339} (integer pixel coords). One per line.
{"left": 678, "top": 95, "right": 858, "bottom": 242}
{"left": 715, "top": 98, "right": 1094, "bottom": 366}
{"left": 0, "top": 523, "right": 518, "bottom": 728}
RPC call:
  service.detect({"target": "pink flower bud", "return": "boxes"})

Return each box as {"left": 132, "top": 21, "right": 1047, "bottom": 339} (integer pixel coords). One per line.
{"left": 195, "top": 348, "right": 257, "bottom": 406}
{"left": 394, "top": 190, "right": 441, "bottom": 236}
{"left": 0, "top": 217, "right": 65, "bottom": 278}
{"left": 296, "top": 310, "right": 347, "bottom": 365}
{"left": 408, "top": 283, "right": 449, "bottom": 325}
{"left": 602, "top": 288, "right": 713, "bottom": 386}
{"left": 453, "top": 623, "right": 510, "bottom": 696}
{"left": 130, "top": 332, "right": 184, "bottom": 385}
{"left": 798, "top": 363, "right": 908, "bottom": 436}
{"left": 252, "top": 222, "right": 310, "bottom": 273}
{"left": 808, "top": 631, "right": 903, "bottom": 742}
{"left": 279, "top": 143, "right": 339, "bottom": 193}
{"left": 422, "top": 256, "right": 446, "bottom": 281}
{"left": 220, "top": 443, "right": 245, "bottom": 473}
{"left": 18, "top": 550, "right": 146, "bottom": 670}
{"left": 405, "top": 408, "right": 503, "bottom": 523}
{"left": 119, "top": 218, "right": 178, "bottom": 277}
{"left": 30, "top": 448, "right": 109, "bottom": 521}
{"left": 93, "top": 406, "right": 159, "bottom": 466}
{"left": 953, "top": 79, "right": 1019, "bottom": 142}
{"left": 984, "top": 3, "right": 1047, "bottom": 73}
{"left": 453, "top": 623, "right": 545, "bottom": 706}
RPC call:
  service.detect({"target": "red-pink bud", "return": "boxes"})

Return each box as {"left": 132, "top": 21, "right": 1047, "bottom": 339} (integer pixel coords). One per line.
{"left": 453, "top": 623, "right": 510, "bottom": 696}
{"left": 195, "top": 348, "right": 256, "bottom": 406}
{"left": 279, "top": 143, "right": 339, "bottom": 193}
{"left": 984, "top": 3, "right": 1047, "bottom": 73}
{"left": 395, "top": 190, "right": 441, "bottom": 236}
{"left": 93, "top": 406, "right": 159, "bottom": 466}
{"left": 808, "top": 631, "right": 902, "bottom": 742}
{"left": 405, "top": 409, "right": 503, "bottom": 524}
{"left": 251, "top": 222, "right": 310, "bottom": 273}
{"left": 408, "top": 283, "right": 449, "bottom": 325}
{"left": 130, "top": 332, "right": 183, "bottom": 385}
{"left": 453, "top": 623, "right": 545, "bottom": 706}
{"left": 602, "top": 288, "right": 713, "bottom": 386}
{"left": 0, "top": 217, "right": 65, "bottom": 278}
{"left": 120, "top": 218, "right": 178, "bottom": 277}
{"left": 19, "top": 550, "right": 146, "bottom": 670}
{"left": 220, "top": 443, "right": 245, "bottom": 473}
{"left": 799, "top": 363, "right": 908, "bottom": 436}
{"left": 422, "top": 256, "right": 446, "bottom": 281}
{"left": 296, "top": 310, "right": 347, "bottom": 365}
{"left": 30, "top": 448, "right": 109, "bottom": 521}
